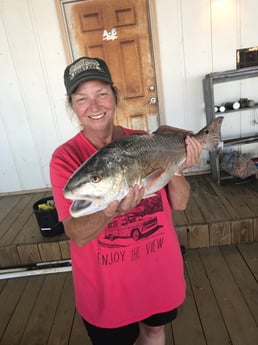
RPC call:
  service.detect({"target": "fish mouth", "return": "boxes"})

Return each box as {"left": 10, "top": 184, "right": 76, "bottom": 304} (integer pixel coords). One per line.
{"left": 88, "top": 112, "right": 105, "bottom": 120}
{"left": 70, "top": 199, "right": 93, "bottom": 213}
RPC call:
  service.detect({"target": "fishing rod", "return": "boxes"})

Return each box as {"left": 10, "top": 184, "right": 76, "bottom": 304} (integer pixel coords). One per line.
{"left": 0, "top": 259, "right": 72, "bottom": 279}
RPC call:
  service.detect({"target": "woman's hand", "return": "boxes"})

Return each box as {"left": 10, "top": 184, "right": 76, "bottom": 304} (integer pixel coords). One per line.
{"left": 104, "top": 185, "right": 145, "bottom": 217}
{"left": 178, "top": 136, "right": 202, "bottom": 173}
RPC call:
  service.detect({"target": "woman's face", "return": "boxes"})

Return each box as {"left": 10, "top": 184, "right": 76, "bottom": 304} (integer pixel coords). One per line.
{"left": 71, "top": 80, "right": 116, "bottom": 131}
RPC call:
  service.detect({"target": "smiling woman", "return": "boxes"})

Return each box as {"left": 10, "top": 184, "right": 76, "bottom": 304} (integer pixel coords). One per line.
{"left": 50, "top": 56, "right": 202, "bottom": 345}
{"left": 64, "top": 57, "right": 119, "bottom": 143}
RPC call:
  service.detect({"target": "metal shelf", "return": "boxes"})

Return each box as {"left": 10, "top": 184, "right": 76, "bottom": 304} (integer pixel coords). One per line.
{"left": 224, "top": 135, "right": 258, "bottom": 146}
{"left": 203, "top": 66, "right": 258, "bottom": 184}
{"left": 216, "top": 103, "right": 258, "bottom": 115}
{"left": 205, "top": 66, "right": 258, "bottom": 83}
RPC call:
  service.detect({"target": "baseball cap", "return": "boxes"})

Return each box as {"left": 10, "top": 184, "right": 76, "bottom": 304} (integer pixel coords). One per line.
{"left": 64, "top": 57, "right": 113, "bottom": 96}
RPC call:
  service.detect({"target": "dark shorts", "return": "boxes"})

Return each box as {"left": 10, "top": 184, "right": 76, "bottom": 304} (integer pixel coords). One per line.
{"left": 82, "top": 309, "right": 177, "bottom": 345}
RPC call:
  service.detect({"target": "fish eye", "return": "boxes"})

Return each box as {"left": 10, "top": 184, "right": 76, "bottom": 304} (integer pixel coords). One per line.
{"left": 91, "top": 175, "right": 101, "bottom": 183}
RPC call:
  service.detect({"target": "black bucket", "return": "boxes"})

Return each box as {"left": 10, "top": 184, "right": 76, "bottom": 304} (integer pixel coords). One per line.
{"left": 33, "top": 197, "right": 64, "bottom": 237}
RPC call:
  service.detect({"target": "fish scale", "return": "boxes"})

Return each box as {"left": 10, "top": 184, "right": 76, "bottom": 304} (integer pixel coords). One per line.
{"left": 121, "top": 133, "right": 186, "bottom": 177}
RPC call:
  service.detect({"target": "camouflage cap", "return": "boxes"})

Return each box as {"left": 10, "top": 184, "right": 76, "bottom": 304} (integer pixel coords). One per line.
{"left": 64, "top": 57, "right": 113, "bottom": 96}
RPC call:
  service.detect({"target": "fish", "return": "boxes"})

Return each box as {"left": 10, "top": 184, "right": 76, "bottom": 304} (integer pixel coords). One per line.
{"left": 64, "top": 116, "right": 224, "bottom": 217}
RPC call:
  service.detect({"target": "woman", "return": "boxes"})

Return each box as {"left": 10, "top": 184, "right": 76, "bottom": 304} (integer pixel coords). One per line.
{"left": 50, "top": 57, "right": 202, "bottom": 345}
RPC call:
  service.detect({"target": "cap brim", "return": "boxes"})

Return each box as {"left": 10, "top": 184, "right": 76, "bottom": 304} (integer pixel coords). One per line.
{"left": 67, "top": 75, "right": 113, "bottom": 96}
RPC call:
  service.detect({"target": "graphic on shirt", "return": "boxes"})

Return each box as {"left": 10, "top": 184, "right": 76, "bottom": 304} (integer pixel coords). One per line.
{"left": 98, "top": 193, "right": 164, "bottom": 248}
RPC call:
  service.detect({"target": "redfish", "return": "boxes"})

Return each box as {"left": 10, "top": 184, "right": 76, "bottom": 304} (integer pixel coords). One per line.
{"left": 64, "top": 117, "right": 224, "bottom": 217}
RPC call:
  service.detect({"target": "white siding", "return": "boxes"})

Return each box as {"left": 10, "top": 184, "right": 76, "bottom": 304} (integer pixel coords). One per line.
{"left": 0, "top": 0, "right": 258, "bottom": 192}
{"left": 0, "top": 0, "right": 77, "bottom": 192}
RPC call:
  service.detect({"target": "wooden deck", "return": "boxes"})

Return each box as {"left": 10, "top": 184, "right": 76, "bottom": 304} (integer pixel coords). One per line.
{"left": 0, "top": 174, "right": 258, "bottom": 344}
{"left": 0, "top": 243, "right": 257, "bottom": 345}
{"left": 0, "top": 174, "right": 257, "bottom": 268}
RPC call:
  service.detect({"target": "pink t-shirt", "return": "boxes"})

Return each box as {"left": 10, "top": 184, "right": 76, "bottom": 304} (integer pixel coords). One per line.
{"left": 50, "top": 127, "right": 186, "bottom": 328}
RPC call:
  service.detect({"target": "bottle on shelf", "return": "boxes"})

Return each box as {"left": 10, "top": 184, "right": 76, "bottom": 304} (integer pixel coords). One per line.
{"left": 247, "top": 99, "right": 255, "bottom": 107}
{"left": 239, "top": 98, "right": 256, "bottom": 108}
{"left": 219, "top": 105, "right": 226, "bottom": 112}
{"left": 224, "top": 101, "right": 240, "bottom": 110}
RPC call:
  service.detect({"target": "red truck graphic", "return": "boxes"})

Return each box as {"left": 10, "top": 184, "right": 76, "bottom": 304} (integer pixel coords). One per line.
{"left": 105, "top": 214, "right": 158, "bottom": 241}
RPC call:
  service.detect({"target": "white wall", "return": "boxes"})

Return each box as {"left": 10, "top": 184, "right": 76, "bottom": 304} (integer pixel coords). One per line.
{"left": 155, "top": 0, "right": 258, "bottom": 164}
{"left": 0, "top": 0, "right": 258, "bottom": 193}
{"left": 0, "top": 0, "right": 77, "bottom": 192}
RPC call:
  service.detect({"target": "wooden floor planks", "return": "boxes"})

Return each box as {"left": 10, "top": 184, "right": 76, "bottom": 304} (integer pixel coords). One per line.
{"left": 222, "top": 245, "right": 258, "bottom": 325}
{"left": 1, "top": 276, "right": 44, "bottom": 345}
{"left": 172, "top": 271, "right": 207, "bottom": 345}
{"left": 0, "top": 243, "right": 257, "bottom": 345}
{"left": 184, "top": 249, "right": 230, "bottom": 345}
{"left": 199, "top": 248, "right": 257, "bottom": 345}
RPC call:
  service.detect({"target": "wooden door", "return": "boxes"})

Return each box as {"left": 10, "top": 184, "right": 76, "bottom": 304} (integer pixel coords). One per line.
{"left": 63, "top": 0, "right": 159, "bottom": 132}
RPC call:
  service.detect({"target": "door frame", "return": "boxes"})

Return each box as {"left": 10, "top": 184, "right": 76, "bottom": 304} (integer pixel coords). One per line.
{"left": 54, "top": 0, "right": 165, "bottom": 124}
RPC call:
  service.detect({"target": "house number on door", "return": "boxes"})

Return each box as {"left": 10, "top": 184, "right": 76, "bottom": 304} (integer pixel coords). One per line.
{"left": 103, "top": 28, "right": 118, "bottom": 41}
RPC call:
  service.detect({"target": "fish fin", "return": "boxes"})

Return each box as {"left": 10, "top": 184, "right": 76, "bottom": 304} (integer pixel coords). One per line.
{"left": 128, "top": 132, "right": 146, "bottom": 137}
{"left": 143, "top": 168, "right": 165, "bottom": 190}
{"left": 153, "top": 125, "right": 192, "bottom": 135}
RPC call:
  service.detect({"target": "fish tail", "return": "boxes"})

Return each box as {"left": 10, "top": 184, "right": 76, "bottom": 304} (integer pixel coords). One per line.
{"left": 197, "top": 116, "right": 224, "bottom": 152}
